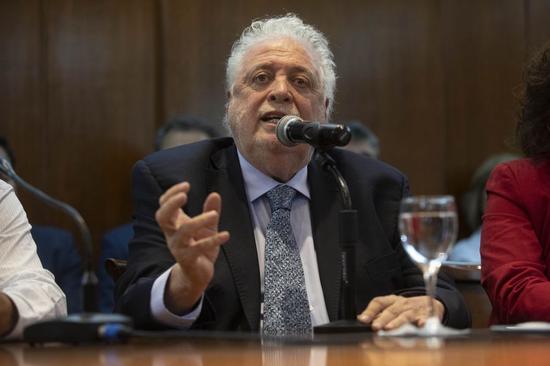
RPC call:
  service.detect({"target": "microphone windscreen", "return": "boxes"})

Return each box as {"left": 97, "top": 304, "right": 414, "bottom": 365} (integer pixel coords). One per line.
{"left": 276, "top": 115, "right": 302, "bottom": 146}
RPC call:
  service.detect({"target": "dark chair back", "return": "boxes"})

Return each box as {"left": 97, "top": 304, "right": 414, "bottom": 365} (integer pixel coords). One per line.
{"left": 441, "top": 262, "right": 491, "bottom": 328}
{"left": 105, "top": 258, "right": 128, "bottom": 283}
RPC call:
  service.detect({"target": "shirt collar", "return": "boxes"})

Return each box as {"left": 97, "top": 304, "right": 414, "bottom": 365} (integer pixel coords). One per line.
{"left": 237, "top": 149, "right": 310, "bottom": 202}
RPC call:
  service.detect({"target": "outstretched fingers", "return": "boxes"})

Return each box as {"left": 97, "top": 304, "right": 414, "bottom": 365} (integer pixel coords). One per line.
{"left": 169, "top": 210, "right": 229, "bottom": 257}
{"left": 188, "top": 231, "right": 230, "bottom": 259}
{"left": 156, "top": 193, "right": 188, "bottom": 234}
{"left": 160, "top": 182, "right": 190, "bottom": 205}
{"left": 156, "top": 182, "right": 191, "bottom": 235}
{"left": 203, "top": 192, "right": 222, "bottom": 214}
{"left": 192, "top": 192, "right": 223, "bottom": 240}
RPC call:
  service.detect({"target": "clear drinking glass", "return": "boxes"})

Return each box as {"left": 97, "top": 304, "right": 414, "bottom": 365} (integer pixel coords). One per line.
{"left": 398, "top": 195, "right": 462, "bottom": 336}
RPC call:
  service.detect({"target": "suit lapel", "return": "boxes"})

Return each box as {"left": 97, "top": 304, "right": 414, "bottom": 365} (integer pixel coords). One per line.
{"left": 308, "top": 155, "right": 342, "bottom": 321}
{"left": 207, "top": 145, "right": 261, "bottom": 330}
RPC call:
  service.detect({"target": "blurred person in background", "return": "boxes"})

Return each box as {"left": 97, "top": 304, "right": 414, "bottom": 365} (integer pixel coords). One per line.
{"left": 154, "top": 115, "right": 221, "bottom": 151}
{"left": 343, "top": 121, "right": 380, "bottom": 159}
{"left": 447, "top": 153, "right": 520, "bottom": 263}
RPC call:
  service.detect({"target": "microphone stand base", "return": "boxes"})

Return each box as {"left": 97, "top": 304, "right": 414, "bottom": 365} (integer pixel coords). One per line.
{"left": 314, "top": 319, "right": 372, "bottom": 334}
{"left": 23, "top": 313, "right": 132, "bottom": 344}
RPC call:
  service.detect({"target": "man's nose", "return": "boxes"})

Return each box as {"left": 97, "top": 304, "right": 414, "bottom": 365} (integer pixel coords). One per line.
{"left": 267, "top": 78, "right": 293, "bottom": 103}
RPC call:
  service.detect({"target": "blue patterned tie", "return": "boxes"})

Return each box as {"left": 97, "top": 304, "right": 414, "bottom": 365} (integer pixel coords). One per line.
{"left": 262, "top": 184, "right": 312, "bottom": 335}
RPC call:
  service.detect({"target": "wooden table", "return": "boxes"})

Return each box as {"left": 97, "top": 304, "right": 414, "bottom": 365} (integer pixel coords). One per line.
{"left": 2, "top": 331, "right": 550, "bottom": 366}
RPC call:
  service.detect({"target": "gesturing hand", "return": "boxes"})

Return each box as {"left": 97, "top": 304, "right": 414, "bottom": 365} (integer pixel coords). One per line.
{"left": 155, "top": 182, "right": 230, "bottom": 314}
{"left": 357, "top": 295, "right": 445, "bottom": 331}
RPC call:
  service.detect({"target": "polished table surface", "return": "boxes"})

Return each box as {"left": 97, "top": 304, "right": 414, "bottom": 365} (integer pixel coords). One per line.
{"left": 2, "top": 330, "right": 550, "bottom": 366}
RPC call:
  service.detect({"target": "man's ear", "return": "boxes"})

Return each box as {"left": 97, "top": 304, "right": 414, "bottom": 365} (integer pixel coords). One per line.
{"left": 324, "top": 98, "right": 330, "bottom": 120}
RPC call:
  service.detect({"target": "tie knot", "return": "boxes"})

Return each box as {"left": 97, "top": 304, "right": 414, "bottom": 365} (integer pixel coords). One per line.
{"left": 266, "top": 185, "right": 296, "bottom": 212}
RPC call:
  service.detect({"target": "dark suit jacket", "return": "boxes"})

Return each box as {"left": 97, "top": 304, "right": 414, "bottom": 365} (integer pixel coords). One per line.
{"left": 116, "top": 138, "right": 470, "bottom": 330}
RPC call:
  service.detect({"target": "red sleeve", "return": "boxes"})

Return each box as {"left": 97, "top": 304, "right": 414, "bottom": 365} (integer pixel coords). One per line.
{"left": 481, "top": 162, "right": 550, "bottom": 324}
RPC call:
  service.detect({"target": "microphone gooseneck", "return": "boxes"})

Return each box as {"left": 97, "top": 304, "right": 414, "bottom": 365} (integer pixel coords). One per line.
{"left": 0, "top": 158, "right": 98, "bottom": 312}
{"left": 276, "top": 115, "right": 352, "bottom": 150}
{"left": 312, "top": 151, "right": 368, "bottom": 333}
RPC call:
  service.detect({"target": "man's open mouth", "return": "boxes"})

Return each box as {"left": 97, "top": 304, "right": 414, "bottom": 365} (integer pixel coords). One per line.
{"left": 260, "top": 112, "right": 286, "bottom": 123}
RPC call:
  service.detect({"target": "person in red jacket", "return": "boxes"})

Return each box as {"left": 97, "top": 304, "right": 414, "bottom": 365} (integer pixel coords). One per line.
{"left": 481, "top": 43, "right": 550, "bottom": 324}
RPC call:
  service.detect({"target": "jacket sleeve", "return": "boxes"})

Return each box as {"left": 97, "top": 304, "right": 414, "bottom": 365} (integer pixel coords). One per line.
{"left": 114, "top": 160, "right": 178, "bottom": 329}
{"left": 481, "top": 163, "right": 550, "bottom": 324}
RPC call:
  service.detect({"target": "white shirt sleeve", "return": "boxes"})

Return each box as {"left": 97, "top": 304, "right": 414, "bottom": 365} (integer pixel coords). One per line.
{"left": 0, "top": 181, "right": 67, "bottom": 339}
{"left": 150, "top": 267, "right": 203, "bottom": 328}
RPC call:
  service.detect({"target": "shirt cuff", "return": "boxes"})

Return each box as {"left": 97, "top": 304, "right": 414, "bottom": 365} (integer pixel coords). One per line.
{"left": 3, "top": 288, "right": 66, "bottom": 340}
{"left": 150, "top": 267, "right": 203, "bottom": 328}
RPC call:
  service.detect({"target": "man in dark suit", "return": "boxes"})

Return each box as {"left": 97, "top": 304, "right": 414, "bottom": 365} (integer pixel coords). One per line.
{"left": 116, "top": 14, "right": 470, "bottom": 332}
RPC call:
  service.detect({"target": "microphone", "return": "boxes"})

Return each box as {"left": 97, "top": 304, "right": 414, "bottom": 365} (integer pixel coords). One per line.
{"left": 0, "top": 158, "right": 131, "bottom": 343}
{"left": 276, "top": 115, "right": 352, "bottom": 149}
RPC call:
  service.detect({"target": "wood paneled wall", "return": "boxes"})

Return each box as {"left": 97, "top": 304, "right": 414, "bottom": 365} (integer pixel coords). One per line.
{"left": 1, "top": 0, "right": 550, "bottom": 254}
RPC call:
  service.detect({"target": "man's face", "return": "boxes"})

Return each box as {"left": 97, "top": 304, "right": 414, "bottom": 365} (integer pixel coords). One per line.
{"left": 226, "top": 37, "right": 328, "bottom": 178}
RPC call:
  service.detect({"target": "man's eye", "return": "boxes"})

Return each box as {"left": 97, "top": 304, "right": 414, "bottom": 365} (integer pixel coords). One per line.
{"left": 293, "top": 77, "right": 309, "bottom": 88}
{"left": 253, "top": 73, "right": 270, "bottom": 84}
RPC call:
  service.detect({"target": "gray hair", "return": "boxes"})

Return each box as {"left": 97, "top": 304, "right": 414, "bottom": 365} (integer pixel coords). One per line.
{"left": 226, "top": 14, "right": 337, "bottom": 117}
